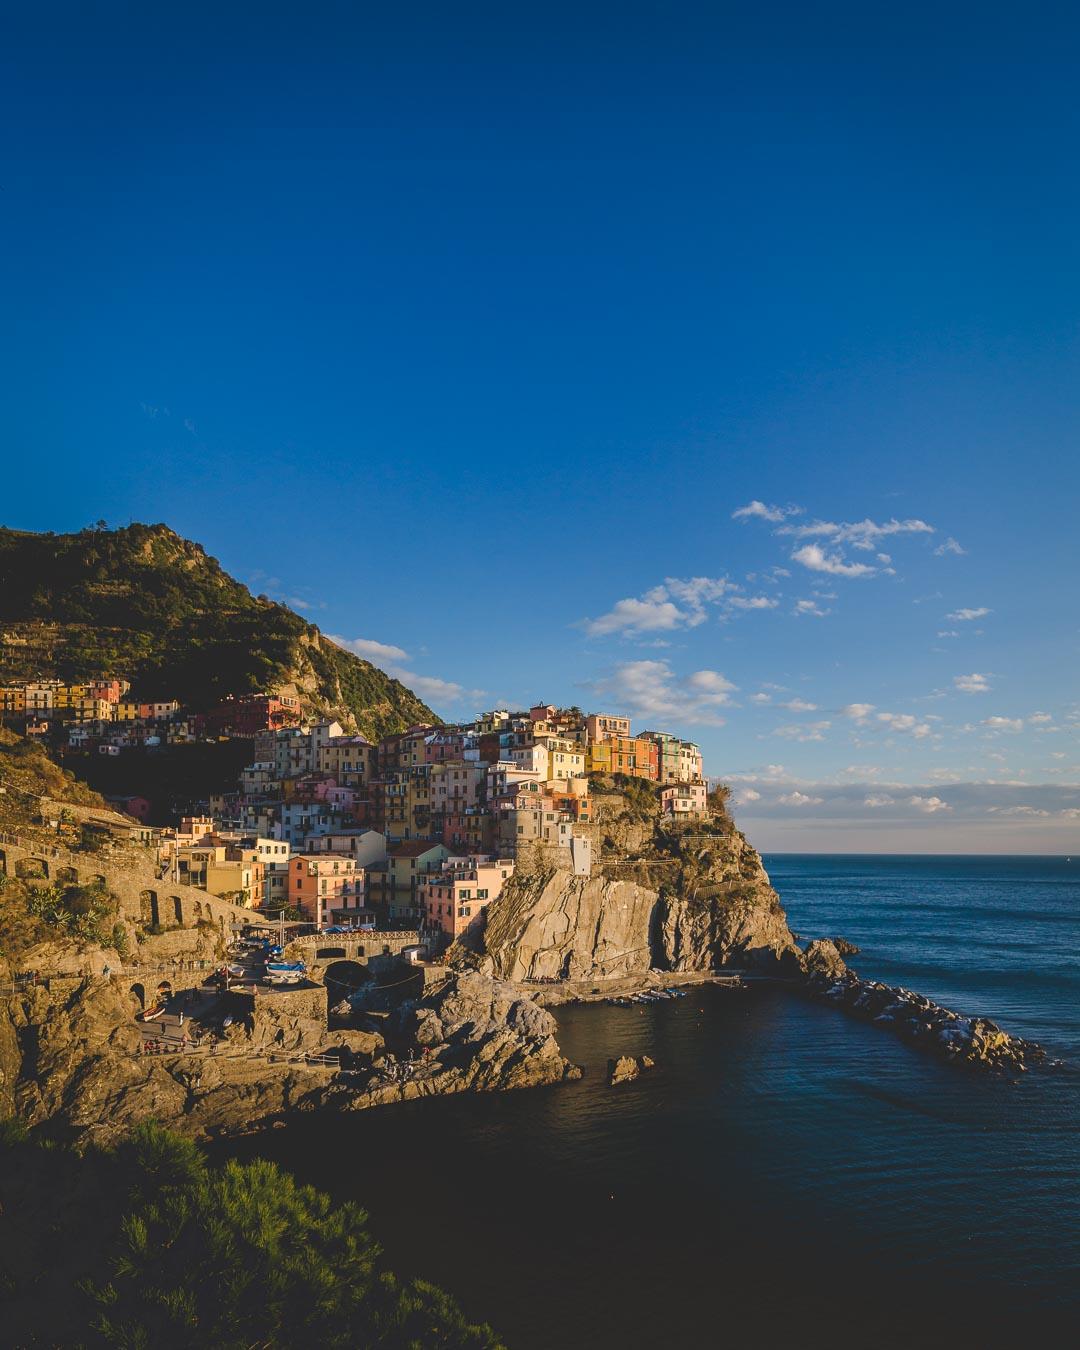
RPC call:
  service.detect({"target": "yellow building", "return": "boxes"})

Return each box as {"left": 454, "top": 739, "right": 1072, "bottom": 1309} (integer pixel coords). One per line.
{"left": 0, "top": 686, "right": 26, "bottom": 715}
{"left": 544, "top": 737, "right": 586, "bottom": 780}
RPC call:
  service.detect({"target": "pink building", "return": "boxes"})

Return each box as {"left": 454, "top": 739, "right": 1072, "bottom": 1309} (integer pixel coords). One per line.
{"left": 660, "top": 780, "right": 708, "bottom": 817}
{"left": 420, "top": 856, "right": 515, "bottom": 941}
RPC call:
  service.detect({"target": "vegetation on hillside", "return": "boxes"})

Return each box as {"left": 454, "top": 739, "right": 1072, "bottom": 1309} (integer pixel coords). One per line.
{"left": 0, "top": 1122, "right": 503, "bottom": 1348}
{"left": 0, "top": 523, "right": 436, "bottom": 737}
{"left": 0, "top": 727, "right": 105, "bottom": 825}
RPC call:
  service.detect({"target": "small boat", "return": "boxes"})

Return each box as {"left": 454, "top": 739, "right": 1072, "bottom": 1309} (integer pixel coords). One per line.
{"left": 265, "top": 961, "right": 306, "bottom": 985}
{"left": 138, "top": 1002, "right": 165, "bottom": 1022}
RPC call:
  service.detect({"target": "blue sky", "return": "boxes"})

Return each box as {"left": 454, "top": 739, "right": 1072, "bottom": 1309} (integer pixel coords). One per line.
{"left": 2, "top": 2, "right": 1078, "bottom": 849}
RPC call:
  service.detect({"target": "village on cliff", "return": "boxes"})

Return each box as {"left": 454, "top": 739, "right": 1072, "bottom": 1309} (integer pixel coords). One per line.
{"left": 0, "top": 678, "right": 709, "bottom": 954}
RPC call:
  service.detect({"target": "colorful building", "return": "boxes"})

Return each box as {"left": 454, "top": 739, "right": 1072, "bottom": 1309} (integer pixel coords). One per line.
{"left": 420, "top": 856, "right": 515, "bottom": 941}
{"left": 585, "top": 712, "right": 631, "bottom": 742}
{"left": 661, "top": 780, "right": 708, "bottom": 817}
{"left": 289, "top": 854, "right": 366, "bottom": 927}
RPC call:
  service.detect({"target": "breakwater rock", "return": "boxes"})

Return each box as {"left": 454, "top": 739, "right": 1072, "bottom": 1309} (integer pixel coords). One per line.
{"left": 807, "top": 971, "right": 1047, "bottom": 1072}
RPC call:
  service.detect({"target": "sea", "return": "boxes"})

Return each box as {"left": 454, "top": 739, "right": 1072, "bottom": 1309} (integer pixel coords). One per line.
{"left": 223, "top": 855, "right": 1080, "bottom": 1348}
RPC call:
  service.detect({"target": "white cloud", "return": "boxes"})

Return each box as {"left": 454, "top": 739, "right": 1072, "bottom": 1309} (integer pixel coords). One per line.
{"left": 780, "top": 698, "right": 818, "bottom": 712}
{"left": 736, "top": 788, "right": 762, "bottom": 804}
{"left": 586, "top": 660, "right": 737, "bottom": 726}
{"left": 583, "top": 575, "right": 776, "bottom": 637}
{"left": 781, "top": 517, "right": 934, "bottom": 546}
{"left": 584, "top": 597, "right": 688, "bottom": 636}
{"left": 793, "top": 598, "right": 830, "bottom": 617}
{"left": 330, "top": 635, "right": 409, "bottom": 664}
{"left": 791, "top": 544, "right": 875, "bottom": 578}
{"left": 864, "top": 794, "right": 894, "bottom": 807}
{"left": 934, "top": 537, "right": 966, "bottom": 556}
{"left": 946, "top": 607, "right": 991, "bottom": 622}
{"left": 732, "top": 500, "right": 802, "bottom": 523}
{"left": 749, "top": 692, "right": 772, "bottom": 705}
{"left": 776, "top": 791, "right": 824, "bottom": 806}
{"left": 1029, "top": 712, "right": 1053, "bottom": 724}
{"left": 936, "top": 630, "right": 961, "bottom": 639}
{"left": 983, "top": 716, "right": 1024, "bottom": 733}
{"left": 841, "top": 703, "right": 876, "bottom": 724}
{"left": 877, "top": 712, "right": 934, "bottom": 740}
{"left": 954, "top": 673, "right": 991, "bottom": 694}
{"left": 728, "top": 595, "right": 779, "bottom": 610}
{"left": 908, "top": 794, "right": 951, "bottom": 813}
{"left": 773, "top": 721, "right": 831, "bottom": 743}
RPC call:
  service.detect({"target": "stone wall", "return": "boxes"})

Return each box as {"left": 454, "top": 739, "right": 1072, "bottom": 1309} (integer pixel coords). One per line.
{"left": 0, "top": 833, "right": 254, "bottom": 935}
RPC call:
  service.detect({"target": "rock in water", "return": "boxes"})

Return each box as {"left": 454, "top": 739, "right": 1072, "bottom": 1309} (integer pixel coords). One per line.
{"left": 607, "top": 1054, "right": 656, "bottom": 1085}
{"left": 801, "top": 938, "right": 848, "bottom": 980}
{"left": 608, "top": 1056, "right": 640, "bottom": 1084}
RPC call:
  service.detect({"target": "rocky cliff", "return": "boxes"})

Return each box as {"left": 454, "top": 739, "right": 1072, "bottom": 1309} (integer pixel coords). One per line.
{"left": 475, "top": 790, "right": 800, "bottom": 982}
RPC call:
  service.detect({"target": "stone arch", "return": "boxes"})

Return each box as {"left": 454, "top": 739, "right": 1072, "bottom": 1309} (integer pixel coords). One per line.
{"left": 88, "top": 874, "right": 106, "bottom": 888}
{"left": 156, "top": 979, "right": 172, "bottom": 999}
{"left": 323, "top": 960, "right": 369, "bottom": 995}
{"left": 56, "top": 865, "right": 79, "bottom": 885}
{"left": 139, "top": 889, "right": 159, "bottom": 926}
{"left": 16, "top": 857, "right": 48, "bottom": 880}
{"left": 170, "top": 895, "right": 184, "bottom": 925}
{"left": 317, "top": 946, "right": 348, "bottom": 960}
{"left": 129, "top": 983, "right": 145, "bottom": 1010}
{"left": 0, "top": 847, "right": 7, "bottom": 876}
{"left": 193, "top": 900, "right": 204, "bottom": 919}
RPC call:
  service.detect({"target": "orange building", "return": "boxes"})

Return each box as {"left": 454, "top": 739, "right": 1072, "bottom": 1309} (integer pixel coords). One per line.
{"left": 289, "top": 855, "right": 366, "bottom": 927}
{"left": 586, "top": 735, "right": 658, "bottom": 780}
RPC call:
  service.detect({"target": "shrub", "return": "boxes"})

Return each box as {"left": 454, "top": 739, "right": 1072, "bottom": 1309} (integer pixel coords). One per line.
{"left": 0, "top": 1123, "right": 503, "bottom": 1348}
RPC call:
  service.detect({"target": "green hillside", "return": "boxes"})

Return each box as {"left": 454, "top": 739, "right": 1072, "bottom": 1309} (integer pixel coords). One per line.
{"left": 0, "top": 523, "right": 436, "bottom": 738}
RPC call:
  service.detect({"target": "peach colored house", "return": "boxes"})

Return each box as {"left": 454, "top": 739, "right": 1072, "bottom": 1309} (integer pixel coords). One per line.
{"left": 585, "top": 712, "right": 631, "bottom": 742}
{"left": 289, "top": 855, "right": 366, "bottom": 927}
{"left": 420, "top": 856, "right": 515, "bottom": 941}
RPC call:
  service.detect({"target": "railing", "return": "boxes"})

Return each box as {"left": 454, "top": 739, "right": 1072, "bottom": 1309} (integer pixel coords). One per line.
{"left": 289, "top": 929, "right": 421, "bottom": 946}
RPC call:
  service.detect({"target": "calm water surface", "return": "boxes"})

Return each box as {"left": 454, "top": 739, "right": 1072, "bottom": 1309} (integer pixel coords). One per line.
{"left": 224, "top": 855, "right": 1080, "bottom": 1348}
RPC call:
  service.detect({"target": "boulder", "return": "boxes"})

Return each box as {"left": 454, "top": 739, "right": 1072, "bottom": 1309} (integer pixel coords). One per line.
{"left": 801, "top": 938, "right": 848, "bottom": 980}
{"left": 607, "top": 1053, "right": 656, "bottom": 1085}
{"left": 608, "top": 1055, "right": 640, "bottom": 1084}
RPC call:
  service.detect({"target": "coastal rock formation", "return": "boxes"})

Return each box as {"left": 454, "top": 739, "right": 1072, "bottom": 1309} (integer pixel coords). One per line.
{"left": 387, "top": 972, "right": 581, "bottom": 1096}
{"left": 0, "top": 952, "right": 578, "bottom": 1144}
{"left": 807, "top": 970, "right": 1048, "bottom": 1072}
{"left": 801, "top": 938, "right": 849, "bottom": 980}
{"left": 477, "top": 814, "right": 800, "bottom": 982}
{"left": 608, "top": 1054, "right": 655, "bottom": 1084}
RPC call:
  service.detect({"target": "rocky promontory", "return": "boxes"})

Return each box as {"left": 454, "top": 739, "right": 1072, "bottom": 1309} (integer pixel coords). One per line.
{"left": 473, "top": 784, "right": 800, "bottom": 983}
